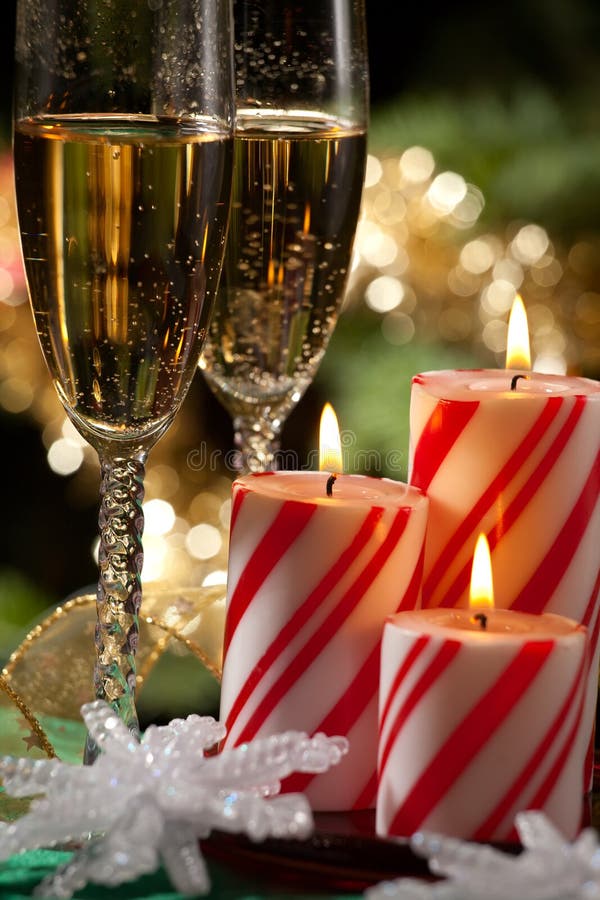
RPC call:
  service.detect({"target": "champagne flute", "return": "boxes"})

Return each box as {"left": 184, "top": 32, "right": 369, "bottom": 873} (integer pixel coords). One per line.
{"left": 13, "top": 0, "right": 234, "bottom": 760}
{"left": 200, "top": 0, "right": 368, "bottom": 472}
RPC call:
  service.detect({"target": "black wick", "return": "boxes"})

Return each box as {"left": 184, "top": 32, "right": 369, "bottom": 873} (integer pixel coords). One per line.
{"left": 472, "top": 612, "right": 488, "bottom": 630}
{"left": 510, "top": 374, "right": 530, "bottom": 391}
{"left": 326, "top": 474, "right": 338, "bottom": 497}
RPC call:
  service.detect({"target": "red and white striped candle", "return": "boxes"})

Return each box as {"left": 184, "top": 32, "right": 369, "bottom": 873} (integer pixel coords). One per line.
{"left": 408, "top": 359, "right": 600, "bottom": 789}
{"left": 409, "top": 367, "right": 600, "bottom": 619}
{"left": 376, "top": 605, "right": 589, "bottom": 842}
{"left": 219, "top": 470, "right": 429, "bottom": 811}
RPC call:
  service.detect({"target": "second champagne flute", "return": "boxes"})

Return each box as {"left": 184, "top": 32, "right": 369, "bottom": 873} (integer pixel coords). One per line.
{"left": 200, "top": 0, "right": 369, "bottom": 472}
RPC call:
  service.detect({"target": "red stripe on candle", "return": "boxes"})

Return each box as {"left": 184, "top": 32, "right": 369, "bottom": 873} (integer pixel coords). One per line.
{"left": 426, "top": 396, "right": 564, "bottom": 604}
{"left": 410, "top": 400, "right": 480, "bottom": 493}
{"left": 387, "top": 640, "right": 554, "bottom": 837}
{"left": 352, "top": 771, "right": 378, "bottom": 811}
{"left": 524, "top": 649, "right": 589, "bottom": 820}
{"left": 582, "top": 568, "right": 600, "bottom": 629}
{"left": 223, "top": 501, "right": 318, "bottom": 658}
{"left": 233, "top": 507, "right": 412, "bottom": 746}
{"left": 228, "top": 484, "right": 248, "bottom": 537}
{"left": 436, "top": 397, "right": 588, "bottom": 609}
{"left": 510, "top": 449, "right": 600, "bottom": 614}
{"left": 379, "top": 634, "right": 431, "bottom": 738}
{"left": 471, "top": 645, "right": 587, "bottom": 841}
{"left": 282, "top": 643, "right": 381, "bottom": 795}
{"left": 398, "top": 545, "right": 426, "bottom": 613}
{"left": 274, "top": 549, "right": 426, "bottom": 804}
{"left": 223, "top": 507, "right": 385, "bottom": 737}
{"left": 378, "top": 639, "right": 462, "bottom": 784}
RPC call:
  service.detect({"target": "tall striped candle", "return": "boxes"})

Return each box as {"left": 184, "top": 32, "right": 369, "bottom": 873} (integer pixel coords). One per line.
{"left": 376, "top": 605, "right": 589, "bottom": 842}
{"left": 219, "top": 470, "right": 428, "bottom": 811}
{"left": 409, "top": 368, "right": 600, "bottom": 618}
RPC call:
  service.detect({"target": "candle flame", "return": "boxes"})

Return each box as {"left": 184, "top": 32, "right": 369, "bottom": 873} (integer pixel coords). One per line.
{"left": 319, "top": 403, "right": 343, "bottom": 473}
{"left": 505, "top": 294, "right": 531, "bottom": 370}
{"left": 469, "top": 533, "right": 494, "bottom": 610}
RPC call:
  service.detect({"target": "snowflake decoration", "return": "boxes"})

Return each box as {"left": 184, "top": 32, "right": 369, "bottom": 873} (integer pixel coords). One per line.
{"left": 365, "top": 812, "right": 600, "bottom": 900}
{"left": 0, "top": 700, "right": 348, "bottom": 898}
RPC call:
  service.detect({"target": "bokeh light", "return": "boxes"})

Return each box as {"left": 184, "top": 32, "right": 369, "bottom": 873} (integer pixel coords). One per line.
{"left": 1, "top": 128, "right": 598, "bottom": 601}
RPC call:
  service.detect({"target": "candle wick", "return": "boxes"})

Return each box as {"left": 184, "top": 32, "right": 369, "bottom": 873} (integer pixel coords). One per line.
{"left": 326, "top": 474, "right": 338, "bottom": 497}
{"left": 472, "top": 612, "right": 488, "bottom": 630}
{"left": 510, "top": 374, "right": 529, "bottom": 391}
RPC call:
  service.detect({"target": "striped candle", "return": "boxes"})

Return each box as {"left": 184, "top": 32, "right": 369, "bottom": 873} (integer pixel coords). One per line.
{"left": 376, "top": 607, "right": 589, "bottom": 842}
{"left": 219, "top": 471, "right": 428, "bottom": 811}
{"left": 408, "top": 369, "right": 600, "bottom": 786}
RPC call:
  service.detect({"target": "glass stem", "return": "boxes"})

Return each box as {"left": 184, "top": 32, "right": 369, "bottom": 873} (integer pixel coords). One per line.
{"left": 233, "top": 414, "right": 281, "bottom": 472}
{"left": 84, "top": 451, "right": 147, "bottom": 763}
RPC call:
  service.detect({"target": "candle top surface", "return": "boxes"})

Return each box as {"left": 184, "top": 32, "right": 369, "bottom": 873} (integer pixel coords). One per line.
{"left": 234, "top": 471, "right": 428, "bottom": 508}
{"left": 413, "top": 369, "right": 600, "bottom": 399}
{"left": 387, "top": 607, "right": 584, "bottom": 641}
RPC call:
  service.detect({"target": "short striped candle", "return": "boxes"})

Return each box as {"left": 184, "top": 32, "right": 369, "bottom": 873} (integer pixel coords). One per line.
{"left": 376, "top": 607, "right": 589, "bottom": 842}
{"left": 219, "top": 471, "right": 428, "bottom": 811}
{"left": 408, "top": 369, "right": 600, "bottom": 787}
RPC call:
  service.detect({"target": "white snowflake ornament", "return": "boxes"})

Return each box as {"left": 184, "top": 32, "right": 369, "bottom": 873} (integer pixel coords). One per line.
{"left": 365, "top": 812, "right": 600, "bottom": 900}
{"left": 0, "top": 700, "right": 348, "bottom": 897}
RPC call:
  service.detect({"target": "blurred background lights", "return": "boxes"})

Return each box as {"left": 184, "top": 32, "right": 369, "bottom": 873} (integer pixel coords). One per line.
{"left": 185, "top": 523, "right": 222, "bottom": 561}
{"left": 460, "top": 239, "right": 496, "bottom": 275}
{"left": 47, "top": 438, "right": 84, "bottom": 476}
{"left": 61, "top": 416, "right": 87, "bottom": 446}
{"left": 482, "top": 318, "right": 508, "bottom": 354}
{"left": 143, "top": 498, "right": 176, "bottom": 536}
{"left": 0, "top": 268, "right": 14, "bottom": 302}
{"left": 381, "top": 310, "right": 415, "bottom": 345}
{"left": 398, "top": 146, "right": 435, "bottom": 184}
{"left": 364, "top": 154, "right": 383, "bottom": 188}
{"left": 450, "top": 186, "right": 484, "bottom": 228}
{"left": 202, "top": 570, "right": 228, "bottom": 587}
{"left": 528, "top": 303, "right": 555, "bottom": 336}
{"left": 365, "top": 275, "right": 405, "bottom": 312}
{"left": 141, "top": 535, "right": 169, "bottom": 583}
{"left": 145, "top": 463, "right": 180, "bottom": 499}
{"left": 357, "top": 224, "right": 398, "bottom": 267}
{"left": 531, "top": 256, "right": 562, "bottom": 287}
{"left": 533, "top": 354, "right": 567, "bottom": 375}
{"left": 492, "top": 258, "right": 524, "bottom": 288}
{"left": 371, "top": 190, "right": 406, "bottom": 226}
{"left": 511, "top": 224, "right": 550, "bottom": 265}
{"left": 427, "top": 171, "right": 467, "bottom": 214}
{"left": 480, "top": 279, "right": 517, "bottom": 316}
{"left": 219, "top": 498, "right": 232, "bottom": 529}
{"left": 0, "top": 375, "right": 33, "bottom": 413}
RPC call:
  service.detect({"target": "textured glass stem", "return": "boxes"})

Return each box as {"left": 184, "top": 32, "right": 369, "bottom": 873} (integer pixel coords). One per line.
{"left": 84, "top": 453, "right": 146, "bottom": 763}
{"left": 233, "top": 414, "right": 281, "bottom": 473}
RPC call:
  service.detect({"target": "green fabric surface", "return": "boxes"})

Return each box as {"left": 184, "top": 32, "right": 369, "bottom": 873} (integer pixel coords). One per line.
{"left": 0, "top": 707, "right": 86, "bottom": 764}
{"left": 0, "top": 850, "right": 363, "bottom": 899}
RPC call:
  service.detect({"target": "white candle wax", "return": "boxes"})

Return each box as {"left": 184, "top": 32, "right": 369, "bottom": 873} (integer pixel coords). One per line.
{"left": 396, "top": 606, "right": 583, "bottom": 637}
{"left": 220, "top": 470, "right": 428, "bottom": 811}
{"left": 376, "top": 607, "right": 589, "bottom": 842}
{"left": 447, "top": 369, "right": 591, "bottom": 396}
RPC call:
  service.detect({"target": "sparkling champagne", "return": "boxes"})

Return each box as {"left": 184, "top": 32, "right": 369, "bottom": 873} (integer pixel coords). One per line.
{"left": 14, "top": 115, "right": 232, "bottom": 446}
{"left": 201, "top": 110, "right": 366, "bottom": 419}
